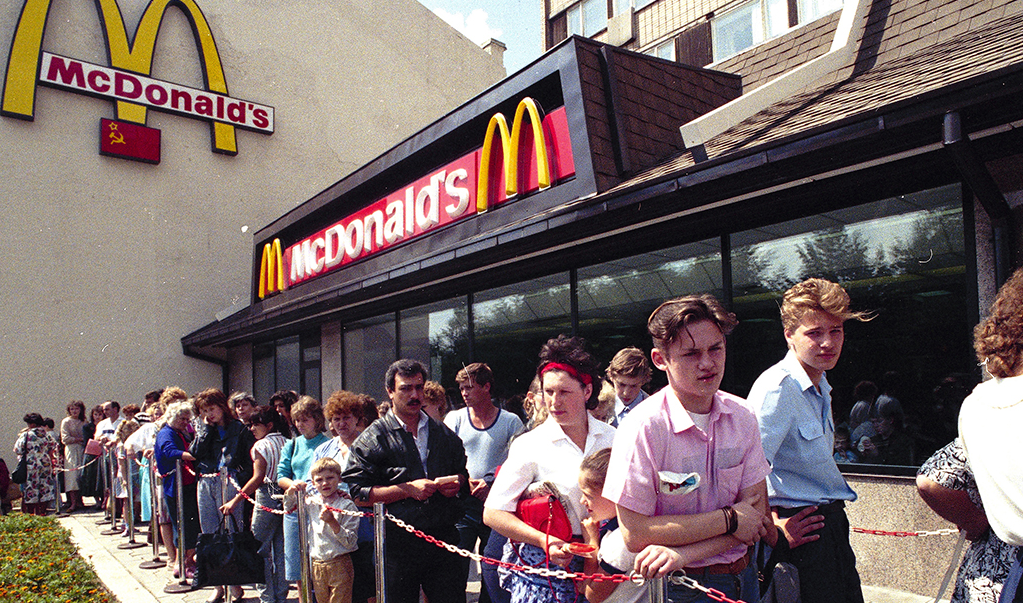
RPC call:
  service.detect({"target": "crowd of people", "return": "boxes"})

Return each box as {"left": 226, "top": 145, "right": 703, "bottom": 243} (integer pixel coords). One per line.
{"left": 4, "top": 272, "right": 1023, "bottom": 603}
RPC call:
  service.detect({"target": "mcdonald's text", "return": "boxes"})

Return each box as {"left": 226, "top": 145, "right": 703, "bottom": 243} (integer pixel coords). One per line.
{"left": 39, "top": 52, "right": 273, "bottom": 133}
{"left": 269, "top": 102, "right": 574, "bottom": 295}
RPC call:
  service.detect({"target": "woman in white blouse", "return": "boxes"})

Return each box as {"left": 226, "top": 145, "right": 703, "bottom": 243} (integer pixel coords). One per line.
{"left": 484, "top": 334, "right": 617, "bottom": 603}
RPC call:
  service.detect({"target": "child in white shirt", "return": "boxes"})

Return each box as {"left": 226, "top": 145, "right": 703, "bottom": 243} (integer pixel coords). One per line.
{"left": 307, "top": 458, "right": 360, "bottom": 603}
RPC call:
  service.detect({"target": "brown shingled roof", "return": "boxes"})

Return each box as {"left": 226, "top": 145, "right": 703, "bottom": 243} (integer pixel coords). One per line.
{"left": 608, "top": 5, "right": 1023, "bottom": 194}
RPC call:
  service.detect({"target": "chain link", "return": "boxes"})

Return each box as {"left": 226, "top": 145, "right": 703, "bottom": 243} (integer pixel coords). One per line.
{"left": 853, "top": 527, "right": 959, "bottom": 537}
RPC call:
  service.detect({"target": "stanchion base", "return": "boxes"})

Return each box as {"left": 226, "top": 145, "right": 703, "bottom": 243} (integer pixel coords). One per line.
{"left": 117, "top": 541, "right": 148, "bottom": 550}
{"left": 95, "top": 518, "right": 112, "bottom": 525}
{"left": 163, "top": 582, "right": 194, "bottom": 594}
{"left": 139, "top": 559, "right": 167, "bottom": 569}
{"left": 99, "top": 528, "right": 122, "bottom": 536}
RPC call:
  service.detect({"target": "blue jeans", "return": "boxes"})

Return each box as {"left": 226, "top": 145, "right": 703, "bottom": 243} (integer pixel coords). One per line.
{"left": 253, "top": 485, "right": 288, "bottom": 603}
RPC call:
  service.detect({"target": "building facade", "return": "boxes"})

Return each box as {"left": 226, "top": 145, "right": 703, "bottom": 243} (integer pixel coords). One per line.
{"left": 185, "top": 0, "right": 1023, "bottom": 595}
{"left": 0, "top": 0, "right": 505, "bottom": 447}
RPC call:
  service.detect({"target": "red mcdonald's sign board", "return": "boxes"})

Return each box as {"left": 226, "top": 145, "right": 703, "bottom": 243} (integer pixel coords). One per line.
{"left": 257, "top": 98, "right": 574, "bottom": 299}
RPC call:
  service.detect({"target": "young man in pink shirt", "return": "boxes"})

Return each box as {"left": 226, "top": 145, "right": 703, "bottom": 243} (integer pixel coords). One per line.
{"left": 604, "top": 295, "right": 774, "bottom": 602}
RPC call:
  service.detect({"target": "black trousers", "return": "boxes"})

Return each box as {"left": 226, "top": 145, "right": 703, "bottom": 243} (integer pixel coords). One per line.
{"left": 384, "top": 527, "right": 466, "bottom": 603}
{"left": 777, "top": 502, "right": 863, "bottom": 603}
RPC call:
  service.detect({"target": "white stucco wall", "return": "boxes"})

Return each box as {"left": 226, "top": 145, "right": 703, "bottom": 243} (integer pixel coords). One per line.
{"left": 0, "top": 0, "right": 503, "bottom": 449}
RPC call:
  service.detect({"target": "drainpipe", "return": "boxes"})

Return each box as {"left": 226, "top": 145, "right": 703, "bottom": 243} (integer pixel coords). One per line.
{"left": 942, "top": 111, "right": 1016, "bottom": 286}
{"left": 679, "top": 0, "right": 873, "bottom": 159}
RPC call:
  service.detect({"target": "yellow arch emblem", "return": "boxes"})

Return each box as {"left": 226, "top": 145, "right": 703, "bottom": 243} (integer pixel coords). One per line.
{"left": 476, "top": 97, "right": 552, "bottom": 213}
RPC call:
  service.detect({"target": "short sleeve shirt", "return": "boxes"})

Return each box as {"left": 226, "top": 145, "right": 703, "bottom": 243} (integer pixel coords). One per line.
{"left": 603, "top": 386, "right": 770, "bottom": 566}
{"left": 748, "top": 350, "right": 855, "bottom": 507}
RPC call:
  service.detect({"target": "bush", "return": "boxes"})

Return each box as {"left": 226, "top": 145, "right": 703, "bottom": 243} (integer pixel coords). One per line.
{"left": 0, "top": 513, "right": 115, "bottom": 602}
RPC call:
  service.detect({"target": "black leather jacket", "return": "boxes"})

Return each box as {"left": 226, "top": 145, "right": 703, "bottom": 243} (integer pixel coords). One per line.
{"left": 343, "top": 412, "right": 469, "bottom": 537}
{"left": 189, "top": 418, "right": 255, "bottom": 486}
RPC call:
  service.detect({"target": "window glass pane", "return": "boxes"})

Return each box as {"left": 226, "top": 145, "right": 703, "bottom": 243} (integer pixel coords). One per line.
{"left": 799, "top": 0, "right": 843, "bottom": 23}
{"left": 765, "top": 0, "right": 790, "bottom": 37}
{"left": 301, "top": 333, "right": 321, "bottom": 401}
{"left": 730, "top": 184, "right": 970, "bottom": 470}
{"left": 253, "top": 343, "right": 275, "bottom": 406}
{"left": 400, "top": 297, "right": 469, "bottom": 390}
{"left": 568, "top": 4, "right": 582, "bottom": 36}
{"left": 635, "top": 0, "right": 656, "bottom": 9}
{"left": 712, "top": 2, "right": 758, "bottom": 61}
{"left": 582, "top": 0, "right": 606, "bottom": 36}
{"left": 304, "top": 367, "right": 321, "bottom": 402}
{"left": 344, "top": 314, "right": 396, "bottom": 404}
{"left": 275, "top": 336, "right": 301, "bottom": 395}
{"left": 614, "top": 0, "right": 631, "bottom": 16}
{"left": 577, "top": 239, "right": 721, "bottom": 389}
{"left": 474, "top": 273, "right": 571, "bottom": 398}
{"left": 655, "top": 39, "right": 676, "bottom": 61}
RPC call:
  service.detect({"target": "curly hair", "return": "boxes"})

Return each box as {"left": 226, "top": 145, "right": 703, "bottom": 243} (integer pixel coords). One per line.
{"left": 324, "top": 390, "right": 365, "bottom": 420}
{"left": 536, "top": 334, "right": 602, "bottom": 410}
{"left": 780, "top": 278, "right": 873, "bottom": 333}
{"left": 158, "top": 386, "right": 188, "bottom": 407}
{"left": 974, "top": 268, "right": 1023, "bottom": 379}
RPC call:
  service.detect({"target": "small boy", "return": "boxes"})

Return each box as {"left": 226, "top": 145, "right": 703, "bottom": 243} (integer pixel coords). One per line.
{"left": 833, "top": 425, "right": 858, "bottom": 463}
{"left": 307, "top": 458, "right": 361, "bottom": 603}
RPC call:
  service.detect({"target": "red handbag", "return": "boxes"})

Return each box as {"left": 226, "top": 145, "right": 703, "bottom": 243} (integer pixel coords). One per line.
{"left": 516, "top": 494, "right": 572, "bottom": 543}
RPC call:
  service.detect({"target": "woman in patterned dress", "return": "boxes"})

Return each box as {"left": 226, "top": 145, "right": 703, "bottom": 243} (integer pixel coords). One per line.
{"left": 918, "top": 439, "right": 1021, "bottom": 603}
{"left": 14, "top": 412, "right": 58, "bottom": 515}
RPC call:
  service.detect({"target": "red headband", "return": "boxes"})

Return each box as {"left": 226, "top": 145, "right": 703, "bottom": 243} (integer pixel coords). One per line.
{"left": 540, "top": 362, "right": 593, "bottom": 386}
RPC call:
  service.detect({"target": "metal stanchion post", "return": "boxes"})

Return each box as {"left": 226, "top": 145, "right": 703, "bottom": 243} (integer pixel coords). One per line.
{"left": 95, "top": 449, "right": 112, "bottom": 525}
{"left": 118, "top": 454, "right": 145, "bottom": 549}
{"left": 53, "top": 457, "right": 66, "bottom": 517}
{"left": 100, "top": 450, "right": 121, "bottom": 535}
{"left": 220, "top": 468, "right": 234, "bottom": 603}
{"left": 140, "top": 458, "right": 167, "bottom": 569}
{"left": 164, "top": 459, "right": 193, "bottom": 594}
{"left": 648, "top": 576, "right": 667, "bottom": 603}
{"left": 296, "top": 488, "right": 314, "bottom": 603}
{"left": 373, "top": 502, "right": 387, "bottom": 603}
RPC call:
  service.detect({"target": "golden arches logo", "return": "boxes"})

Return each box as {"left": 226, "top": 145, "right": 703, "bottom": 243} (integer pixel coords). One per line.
{"left": 477, "top": 97, "right": 552, "bottom": 213}
{"left": 2, "top": 0, "right": 237, "bottom": 154}
{"left": 258, "top": 239, "right": 285, "bottom": 299}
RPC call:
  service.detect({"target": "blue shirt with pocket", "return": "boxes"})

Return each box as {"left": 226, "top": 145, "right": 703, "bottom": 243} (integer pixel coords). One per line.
{"left": 748, "top": 350, "right": 856, "bottom": 507}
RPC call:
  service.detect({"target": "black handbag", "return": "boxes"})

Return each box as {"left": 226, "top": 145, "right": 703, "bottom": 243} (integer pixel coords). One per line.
{"left": 193, "top": 515, "right": 265, "bottom": 587}
{"left": 11, "top": 455, "right": 27, "bottom": 485}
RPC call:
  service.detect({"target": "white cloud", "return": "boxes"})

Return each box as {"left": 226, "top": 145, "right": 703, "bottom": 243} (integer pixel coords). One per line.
{"left": 433, "top": 8, "right": 503, "bottom": 46}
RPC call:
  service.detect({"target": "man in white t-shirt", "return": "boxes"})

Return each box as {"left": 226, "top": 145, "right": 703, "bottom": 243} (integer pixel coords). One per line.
{"left": 445, "top": 362, "right": 523, "bottom": 603}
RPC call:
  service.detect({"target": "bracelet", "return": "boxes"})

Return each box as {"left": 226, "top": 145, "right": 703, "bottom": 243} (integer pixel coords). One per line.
{"left": 723, "top": 505, "right": 738, "bottom": 535}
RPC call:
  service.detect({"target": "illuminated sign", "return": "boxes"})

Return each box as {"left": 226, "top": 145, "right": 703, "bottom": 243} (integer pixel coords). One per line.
{"left": 256, "top": 98, "right": 574, "bottom": 299}
{"left": 259, "top": 239, "right": 285, "bottom": 298}
{"left": 2, "top": 0, "right": 274, "bottom": 156}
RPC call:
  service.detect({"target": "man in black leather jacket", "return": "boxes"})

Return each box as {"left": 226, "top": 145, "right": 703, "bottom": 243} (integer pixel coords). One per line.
{"left": 343, "top": 359, "right": 469, "bottom": 603}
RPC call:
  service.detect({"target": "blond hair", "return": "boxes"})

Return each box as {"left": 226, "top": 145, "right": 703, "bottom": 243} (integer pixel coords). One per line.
{"left": 780, "top": 278, "right": 873, "bottom": 333}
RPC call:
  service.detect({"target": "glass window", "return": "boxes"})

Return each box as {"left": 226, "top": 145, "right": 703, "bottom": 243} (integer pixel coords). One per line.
{"left": 567, "top": 0, "right": 607, "bottom": 37}
{"left": 253, "top": 343, "right": 274, "bottom": 406}
{"left": 654, "top": 38, "right": 676, "bottom": 61}
{"left": 577, "top": 239, "right": 722, "bottom": 388}
{"left": 615, "top": 0, "right": 655, "bottom": 13}
{"left": 275, "top": 336, "right": 301, "bottom": 395}
{"left": 301, "top": 332, "right": 321, "bottom": 402}
{"left": 474, "top": 273, "right": 572, "bottom": 399}
{"left": 344, "top": 314, "right": 396, "bottom": 404}
{"left": 712, "top": 0, "right": 790, "bottom": 61}
{"left": 730, "top": 184, "right": 970, "bottom": 471}
{"left": 400, "top": 297, "right": 469, "bottom": 390}
{"left": 799, "top": 0, "right": 843, "bottom": 23}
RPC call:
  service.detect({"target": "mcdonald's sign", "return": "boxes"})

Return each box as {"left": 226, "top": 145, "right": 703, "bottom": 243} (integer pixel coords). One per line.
{"left": 258, "top": 239, "right": 285, "bottom": 299}
{"left": 2, "top": 0, "right": 274, "bottom": 156}
{"left": 258, "top": 97, "right": 575, "bottom": 296}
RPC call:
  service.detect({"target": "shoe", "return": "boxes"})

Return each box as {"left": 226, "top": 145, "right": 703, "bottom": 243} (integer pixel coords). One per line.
{"left": 230, "top": 585, "right": 243, "bottom": 600}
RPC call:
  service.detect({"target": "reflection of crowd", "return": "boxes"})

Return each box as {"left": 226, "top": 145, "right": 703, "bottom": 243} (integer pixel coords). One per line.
{"left": 6, "top": 270, "right": 1023, "bottom": 603}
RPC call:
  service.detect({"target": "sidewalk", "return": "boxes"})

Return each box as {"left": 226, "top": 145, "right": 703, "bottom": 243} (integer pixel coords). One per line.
{"left": 59, "top": 507, "right": 482, "bottom": 603}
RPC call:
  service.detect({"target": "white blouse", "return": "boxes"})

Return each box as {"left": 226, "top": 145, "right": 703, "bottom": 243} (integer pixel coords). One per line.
{"left": 485, "top": 414, "right": 616, "bottom": 534}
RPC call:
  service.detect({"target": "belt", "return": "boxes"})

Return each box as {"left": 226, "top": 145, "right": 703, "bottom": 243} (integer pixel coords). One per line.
{"left": 775, "top": 500, "right": 846, "bottom": 518}
{"left": 682, "top": 549, "right": 750, "bottom": 576}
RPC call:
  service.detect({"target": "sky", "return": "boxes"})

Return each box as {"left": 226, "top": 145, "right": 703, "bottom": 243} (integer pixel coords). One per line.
{"left": 417, "top": 0, "right": 544, "bottom": 74}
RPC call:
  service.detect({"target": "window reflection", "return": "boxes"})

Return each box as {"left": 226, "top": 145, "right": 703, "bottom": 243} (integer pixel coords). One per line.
{"left": 400, "top": 298, "right": 468, "bottom": 390}
{"left": 577, "top": 238, "right": 721, "bottom": 372}
{"left": 344, "top": 315, "right": 396, "bottom": 404}
{"left": 474, "top": 273, "right": 571, "bottom": 397}
{"left": 731, "top": 184, "right": 971, "bottom": 470}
